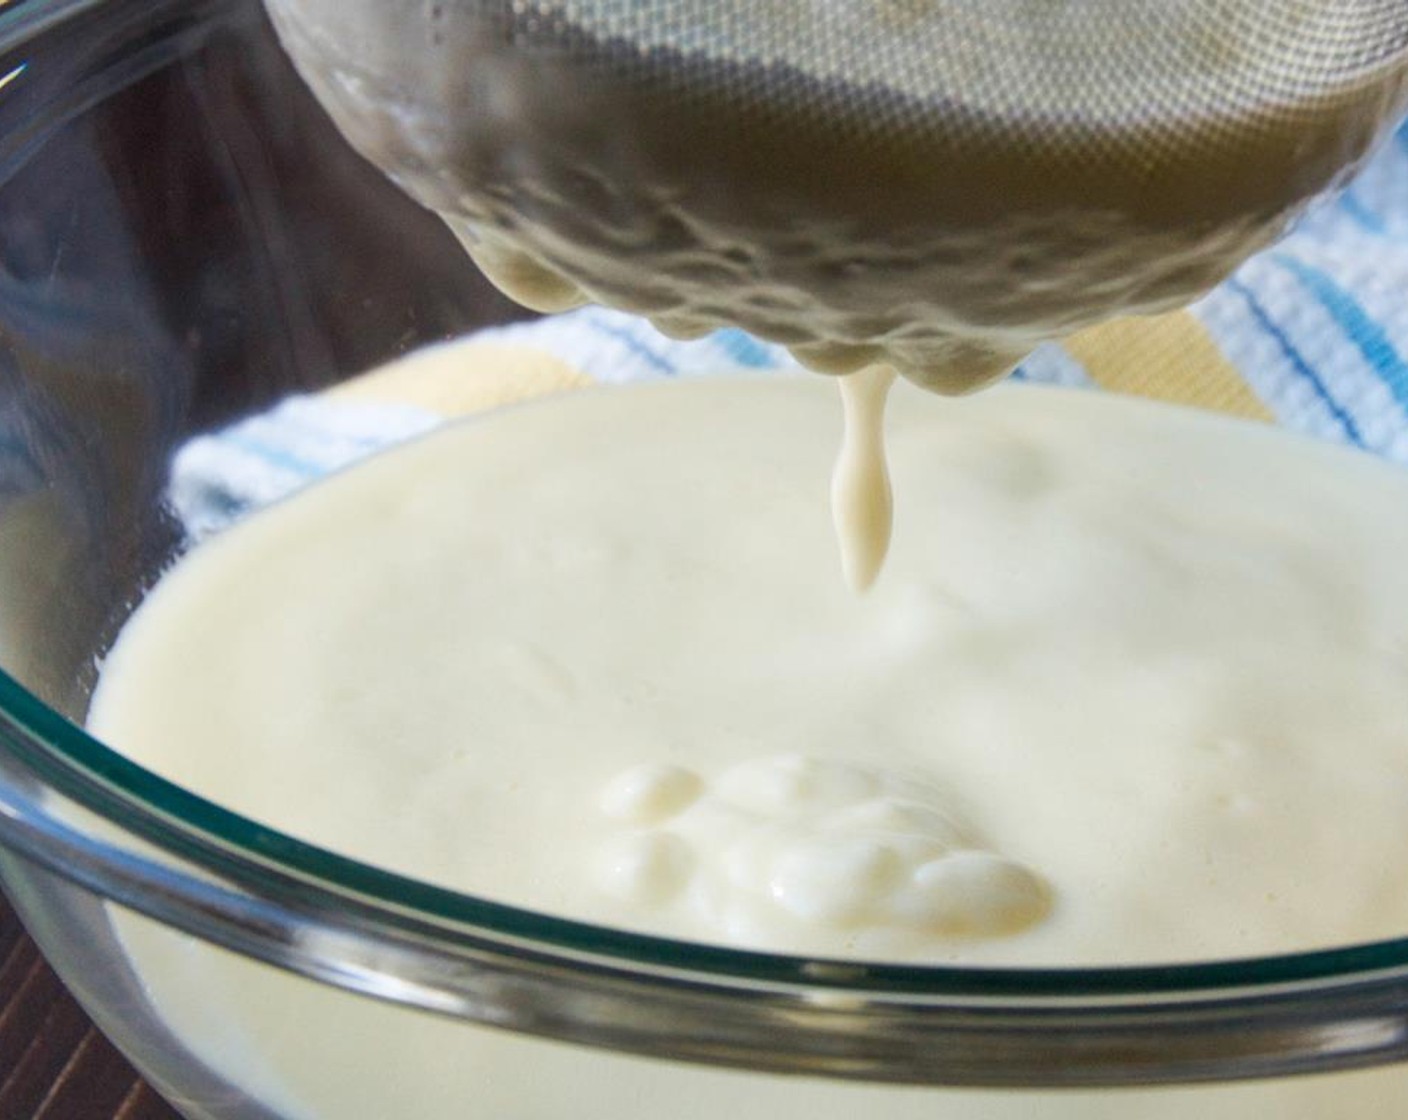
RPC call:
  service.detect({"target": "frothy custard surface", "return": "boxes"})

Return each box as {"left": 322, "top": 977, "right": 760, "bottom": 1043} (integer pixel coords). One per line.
{"left": 92, "top": 371, "right": 1408, "bottom": 967}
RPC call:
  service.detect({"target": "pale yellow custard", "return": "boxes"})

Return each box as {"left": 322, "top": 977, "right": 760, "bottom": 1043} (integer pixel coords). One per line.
{"left": 90, "top": 356, "right": 1408, "bottom": 1116}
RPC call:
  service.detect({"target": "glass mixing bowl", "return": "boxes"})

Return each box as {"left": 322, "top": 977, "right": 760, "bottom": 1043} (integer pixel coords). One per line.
{"left": 4, "top": 1, "right": 1408, "bottom": 1117}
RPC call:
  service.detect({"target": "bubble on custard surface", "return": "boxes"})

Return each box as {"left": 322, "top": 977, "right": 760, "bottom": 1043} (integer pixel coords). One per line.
{"left": 593, "top": 832, "right": 695, "bottom": 906}
{"left": 768, "top": 836, "right": 906, "bottom": 926}
{"left": 599, "top": 763, "right": 704, "bottom": 826}
{"left": 589, "top": 754, "right": 1055, "bottom": 944}
{"left": 825, "top": 797, "right": 971, "bottom": 851}
{"left": 889, "top": 851, "right": 1051, "bottom": 936}
{"left": 714, "top": 754, "right": 879, "bottom": 816}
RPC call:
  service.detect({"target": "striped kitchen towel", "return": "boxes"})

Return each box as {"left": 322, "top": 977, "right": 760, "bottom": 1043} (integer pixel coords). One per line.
{"left": 170, "top": 118, "right": 1408, "bottom": 540}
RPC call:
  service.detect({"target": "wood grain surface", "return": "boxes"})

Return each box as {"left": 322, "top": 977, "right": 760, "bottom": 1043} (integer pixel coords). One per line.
{"left": 0, "top": 891, "right": 180, "bottom": 1120}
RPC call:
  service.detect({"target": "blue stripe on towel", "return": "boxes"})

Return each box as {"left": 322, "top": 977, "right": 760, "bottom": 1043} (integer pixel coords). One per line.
{"left": 714, "top": 328, "right": 779, "bottom": 369}
{"left": 222, "top": 433, "right": 325, "bottom": 479}
{"left": 1223, "top": 276, "right": 1363, "bottom": 445}
{"left": 1272, "top": 253, "right": 1408, "bottom": 415}
{"left": 586, "top": 319, "right": 679, "bottom": 374}
{"left": 1338, "top": 189, "right": 1387, "bottom": 236}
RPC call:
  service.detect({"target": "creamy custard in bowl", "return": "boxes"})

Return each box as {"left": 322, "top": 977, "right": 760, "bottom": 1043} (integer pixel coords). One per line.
{"left": 89, "top": 345, "right": 1408, "bottom": 1115}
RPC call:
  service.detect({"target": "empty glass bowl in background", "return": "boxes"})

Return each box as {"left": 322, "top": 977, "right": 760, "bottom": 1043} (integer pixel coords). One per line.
{"left": 3, "top": 2, "right": 1408, "bottom": 1118}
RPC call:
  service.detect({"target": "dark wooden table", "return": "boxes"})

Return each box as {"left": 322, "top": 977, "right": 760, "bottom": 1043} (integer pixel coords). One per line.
{"left": 0, "top": 891, "right": 179, "bottom": 1120}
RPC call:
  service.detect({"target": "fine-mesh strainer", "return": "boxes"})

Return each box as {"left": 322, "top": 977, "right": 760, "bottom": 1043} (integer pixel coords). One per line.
{"left": 268, "top": 2, "right": 1408, "bottom": 389}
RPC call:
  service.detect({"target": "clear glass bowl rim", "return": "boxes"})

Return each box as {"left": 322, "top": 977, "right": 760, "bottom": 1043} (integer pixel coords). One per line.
{"left": 5, "top": 0, "right": 1408, "bottom": 1090}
